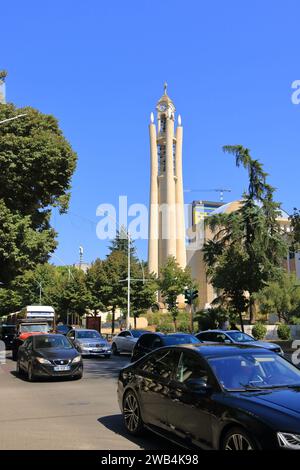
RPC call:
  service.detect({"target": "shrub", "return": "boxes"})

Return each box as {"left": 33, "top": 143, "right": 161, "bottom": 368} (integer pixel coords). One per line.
{"left": 251, "top": 323, "right": 267, "bottom": 340}
{"left": 157, "top": 323, "right": 174, "bottom": 334}
{"left": 177, "top": 321, "right": 191, "bottom": 333}
{"left": 195, "top": 307, "right": 228, "bottom": 331}
{"left": 277, "top": 323, "right": 291, "bottom": 340}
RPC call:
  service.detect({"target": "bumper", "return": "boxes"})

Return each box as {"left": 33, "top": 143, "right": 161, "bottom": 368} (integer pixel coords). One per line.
{"left": 33, "top": 362, "right": 83, "bottom": 377}
{"left": 81, "top": 349, "right": 111, "bottom": 357}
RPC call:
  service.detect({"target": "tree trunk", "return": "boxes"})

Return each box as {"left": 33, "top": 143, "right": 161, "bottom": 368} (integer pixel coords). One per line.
{"left": 134, "top": 315, "right": 137, "bottom": 329}
{"left": 111, "top": 307, "right": 115, "bottom": 335}
{"left": 249, "top": 296, "right": 256, "bottom": 324}
{"left": 239, "top": 311, "right": 245, "bottom": 333}
{"left": 173, "top": 317, "right": 177, "bottom": 332}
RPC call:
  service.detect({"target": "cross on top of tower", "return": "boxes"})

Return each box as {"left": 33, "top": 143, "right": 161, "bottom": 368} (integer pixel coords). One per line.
{"left": 164, "top": 81, "right": 168, "bottom": 95}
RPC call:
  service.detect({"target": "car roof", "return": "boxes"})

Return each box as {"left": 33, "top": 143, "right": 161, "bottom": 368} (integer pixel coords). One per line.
{"left": 31, "top": 333, "right": 65, "bottom": 339}
{"left": 73, "top": 328, "right": 100, "bottom": 332}
{"left": 197, "top": 329, "right": 238, "bottom": 334}
{"left": 161, "top": 343, "right": 273, "bottom": 357}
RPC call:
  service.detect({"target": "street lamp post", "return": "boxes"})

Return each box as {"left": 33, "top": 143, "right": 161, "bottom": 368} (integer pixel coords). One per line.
{"left": 0, "top": 114, "right": 27, "bottom": 125}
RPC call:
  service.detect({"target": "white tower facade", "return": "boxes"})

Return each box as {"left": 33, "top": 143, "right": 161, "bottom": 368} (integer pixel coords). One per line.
{"left": 148, "top": 84, "right": 186, "bottom": 274}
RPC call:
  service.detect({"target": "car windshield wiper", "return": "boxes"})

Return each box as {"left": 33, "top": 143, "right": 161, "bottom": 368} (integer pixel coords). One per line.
{"left": 238, "top": 383, "right": 269, "bottom": 391}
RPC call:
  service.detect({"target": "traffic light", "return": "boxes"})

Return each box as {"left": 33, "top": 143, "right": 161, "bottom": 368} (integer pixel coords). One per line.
{"left": 184, "top": 288, "right": 198, "bottom": 305}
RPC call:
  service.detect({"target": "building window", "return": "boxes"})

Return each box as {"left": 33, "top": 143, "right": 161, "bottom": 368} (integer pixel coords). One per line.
{"left": 160, "top": 117, "right": 166, "bottom": 134}
{"left": 158, "top": 144, "right": 166, "bottom": 174}
{"left": 173, "top": 143, "right": 176, "bottom": 175}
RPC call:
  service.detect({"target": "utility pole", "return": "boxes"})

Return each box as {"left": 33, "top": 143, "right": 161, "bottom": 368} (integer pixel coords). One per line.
{"left": 127, "top": 233, "right": 131, "bottom": 330}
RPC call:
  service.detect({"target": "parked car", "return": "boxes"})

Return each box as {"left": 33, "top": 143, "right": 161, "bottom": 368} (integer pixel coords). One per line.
{"left": 67, "top": 328, "right": 111, "bottom": 358}
{"left": 195, "top": 329, "right": 283, "bottom": 355}
{"left": 55, "top": 324, "right": 73, "bottom": 336}
{"left": 16, "top": 334, "right": 83, "bottom": 381}
{"left": 111, "top": 329, "right": 150, "bottom": 355}
{"left": 118, "top": 343, "right": 300, "bottom": 450}
{"left": 0, "top": 324, "right": 16, "bottom": 350}
{"left": 131, "top": 332, "right": 201, "bottom": 362}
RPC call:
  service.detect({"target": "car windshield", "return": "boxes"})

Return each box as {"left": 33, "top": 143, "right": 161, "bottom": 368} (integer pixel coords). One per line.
{"left": 163, "top": 335, "right": 200, "bottom": 345}
{"left": 226, "top": 331, "right": 255, "bottom": 343}
{"left": 131, "top": 330, "right": 148, "bottom": 338}
{"left": 34, "top": 336, "right": 73, "bottom": 349}
{"left": 57, "top": 325, "right": 69, "bottom": 332}
{"left": 77, "top": 330, "right": 102, "bottom": 339}
{"left": 20, "top": 324, "right": 49, "bottom": 333}
{"left": 209, "top": 353, "right": 300, "bottom": 391}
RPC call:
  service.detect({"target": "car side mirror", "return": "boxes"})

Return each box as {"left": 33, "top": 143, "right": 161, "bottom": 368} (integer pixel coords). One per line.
{"left": 224, "top": 339, "right": 232, "bottom": 344}
{"left": 186, "top": 378, "right": 212, "bottom": 394}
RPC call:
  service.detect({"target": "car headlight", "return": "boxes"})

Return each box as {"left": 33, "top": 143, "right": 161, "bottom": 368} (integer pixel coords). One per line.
{"left": 36, "top": 357, "right": 51, "bottom": 364}
{"left": 72, "top": 355, "right": 81, "bottom": 363}
{"left": 277, "top": 432, "right": 300, "bottom": 449}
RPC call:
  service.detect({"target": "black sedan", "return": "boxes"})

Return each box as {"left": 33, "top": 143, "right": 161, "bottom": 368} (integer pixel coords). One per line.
{"left": 131, "top": 332, "right": 200, "bottom": 362}
{"left": 118, "top": 343, "right": 300, "bottom": 450}
{"left": 17, "top": 334, "right": 83, "bottom": 381}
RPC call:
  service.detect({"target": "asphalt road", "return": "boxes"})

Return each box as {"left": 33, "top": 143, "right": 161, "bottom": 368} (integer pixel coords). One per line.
{"left": 0, "top": 352, "right": 175, "bottom": 450}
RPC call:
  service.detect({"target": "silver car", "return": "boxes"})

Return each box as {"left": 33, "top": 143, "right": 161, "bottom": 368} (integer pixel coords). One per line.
{"left": 67, "top": 329, "right": 111, "bottom": 358}
{"left": 196, "top": 329, "right": 284, "bottom": 355}
{"left": 111, "top": 329, "right": 150, "bottom": 355}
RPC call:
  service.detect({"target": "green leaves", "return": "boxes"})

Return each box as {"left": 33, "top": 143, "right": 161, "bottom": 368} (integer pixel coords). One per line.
{"left": 0, "top": 103, "right": 77, "bottom": 283}
{"left": 204, "top": 145, "right": 288, "bottom": 324}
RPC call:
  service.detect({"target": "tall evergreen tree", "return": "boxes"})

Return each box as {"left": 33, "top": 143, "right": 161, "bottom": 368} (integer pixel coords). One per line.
{"left": 203, "top": 145, "right": 287, "bottom": 324}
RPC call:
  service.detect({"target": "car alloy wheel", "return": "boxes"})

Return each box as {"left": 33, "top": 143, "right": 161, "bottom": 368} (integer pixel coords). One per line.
{"left": 223, "top": 428, "right": 255, "bottom": 450}
{"left": 16, "top": 361, "right": 22, "bottom": 376}
{"left": 112, "top": 343, "right": 119, "bottom": 355}
{"left": 27, "top": 362, "right": 35, "bottom": 382}
{"left": 123, "top": 391, "right": 143, "bottom": 435}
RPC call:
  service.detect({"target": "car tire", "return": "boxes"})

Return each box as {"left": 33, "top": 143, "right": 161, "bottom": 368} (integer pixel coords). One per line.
{"left": 221, "top": 426, "right": 257, "bottom": 450}
{"left": 16, "top": 361, "right": 23, "bottom": 377}
{"left": 112, "top": 343, "right": 119, "bottom": 356}
{"left": 27, "top": 362, "right": 36, "bottom": 382}
{"left": 73, "top": 373, "right": 83, "bottom": 380}
{"left": 122, "top": 390, "right": 144, "bottom": 436}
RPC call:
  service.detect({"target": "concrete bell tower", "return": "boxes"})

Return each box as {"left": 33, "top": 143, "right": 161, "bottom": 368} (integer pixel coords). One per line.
{"left": 148, "top": 83, "right": 186, "bottom": 274}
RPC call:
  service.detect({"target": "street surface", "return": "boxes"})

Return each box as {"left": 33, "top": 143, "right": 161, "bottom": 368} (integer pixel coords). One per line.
{"left": 0, "top": 352, "right": 175, "bottom": 450}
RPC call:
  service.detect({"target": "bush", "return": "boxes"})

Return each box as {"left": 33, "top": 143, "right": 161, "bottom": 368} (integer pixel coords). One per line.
{"left": 277, "top": 323, "right": 291, "bottom": 340}
{"left": 251, "top": 323, "right": 267, "bottom": 340}
{"left": 177, "top": 321, "right": 191, "bottom": 333}
{"left": 156, "top": 323, "right": 174, "bottom": 334}
{"left": 195, "top": 307, "right": 228, "bottom": 331}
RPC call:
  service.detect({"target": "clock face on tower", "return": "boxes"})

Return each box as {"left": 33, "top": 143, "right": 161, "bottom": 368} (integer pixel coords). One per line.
{"left": 158, "top": 103, "right": 167, "bottom": 111}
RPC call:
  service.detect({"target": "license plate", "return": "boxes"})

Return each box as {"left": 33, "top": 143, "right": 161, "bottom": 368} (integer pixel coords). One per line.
{"left": 91, "top": 349, "right": 102, "bottom": 352}
{"left": 54, "top": 365, "right": 70, "bottom": 371}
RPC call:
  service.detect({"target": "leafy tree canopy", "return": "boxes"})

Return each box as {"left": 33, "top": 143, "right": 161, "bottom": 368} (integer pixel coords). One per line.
{"left": 0, "top": 102, "right": 77, "bottom": 284}
{"left": 203, "top": 145, "right": 287, "bottom": 324}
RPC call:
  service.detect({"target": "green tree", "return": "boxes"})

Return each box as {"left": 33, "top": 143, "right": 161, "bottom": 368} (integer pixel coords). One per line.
{"left": 0, "top": 264, "right": 91, "bottom": 323}
{"left": 255, "top": 273, "right": 300, "bottom": 324}
{"left": 130, "top": 272, "right": 158, "bottom": 328}
{"left": 159, "top": 256, "right": 194, "bottom": 331}
{"left": 0, "top": 101, "right": 77, "bottom": 284}
{"left": 85, "top": 259, "right": 107, "bottom": 315}
{"left": 203, "top": 145, "right": 287, "bottom": 324}
{"left": 289, "top": 208, "right": 300, "bottom": 252}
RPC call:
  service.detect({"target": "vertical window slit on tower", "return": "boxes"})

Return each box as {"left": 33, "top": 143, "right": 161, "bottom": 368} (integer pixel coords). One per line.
{"left": 158, "top": 144, "right": 166, "bottom": 174}
{"left": 160, "top": 117, "right": 166, "bottom": 134}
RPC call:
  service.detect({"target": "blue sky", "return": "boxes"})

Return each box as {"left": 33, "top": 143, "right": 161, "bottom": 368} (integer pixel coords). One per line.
{"left": 2, "top": 0, "right": 300, "bottom": 264}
